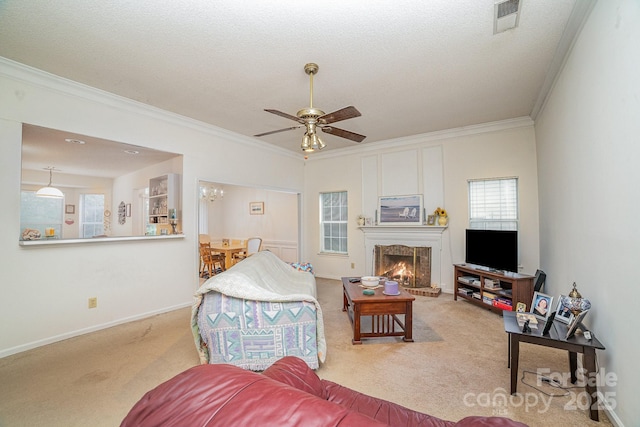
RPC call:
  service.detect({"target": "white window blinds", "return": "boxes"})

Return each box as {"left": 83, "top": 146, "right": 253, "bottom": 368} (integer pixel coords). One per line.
{"left": 320, "top": 191, "right": 348, "bottom": 254}
{"left": 468, "top": 178, "right": 518, "bottom": 230}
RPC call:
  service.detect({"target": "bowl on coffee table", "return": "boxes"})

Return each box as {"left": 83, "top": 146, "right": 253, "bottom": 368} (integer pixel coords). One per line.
{"left": 360, "top": 276, "right": 382, "bottom": 288}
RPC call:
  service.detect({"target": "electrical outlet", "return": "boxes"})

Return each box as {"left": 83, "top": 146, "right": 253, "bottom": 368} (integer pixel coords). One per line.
{"left": 351, "top": 262, "right": 355, "bottom": 269}
{"left": 88, "top": 297, "right": 97, "bottom": 309}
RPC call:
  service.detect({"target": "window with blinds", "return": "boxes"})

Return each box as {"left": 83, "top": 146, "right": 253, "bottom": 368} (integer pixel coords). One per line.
{"left": 468, "top": 178, "right": 518, "bottom": 230}
{"left": 320, "top": 191, "right": 348, "bottom": 254}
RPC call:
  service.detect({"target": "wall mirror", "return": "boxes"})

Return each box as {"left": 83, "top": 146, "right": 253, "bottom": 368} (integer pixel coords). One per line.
{"left": 20, "top": 123, "right": 183, "bottom": 243}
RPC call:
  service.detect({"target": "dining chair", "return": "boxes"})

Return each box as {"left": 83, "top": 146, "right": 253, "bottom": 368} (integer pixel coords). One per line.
{"left": 200, "top": 242, "right": 225, "bottom": 278}
{"left": 232, "top": 237, "right": 262, "bottom": 264}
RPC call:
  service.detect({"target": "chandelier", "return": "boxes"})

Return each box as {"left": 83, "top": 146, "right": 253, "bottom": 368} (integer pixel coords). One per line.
{"left": 200, "top": 185, "right": 224, "bottom": 202}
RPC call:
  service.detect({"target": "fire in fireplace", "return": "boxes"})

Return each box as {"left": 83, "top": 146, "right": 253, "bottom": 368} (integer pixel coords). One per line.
{"left": 374, "top": 245, "right": 431, "bottom": 288}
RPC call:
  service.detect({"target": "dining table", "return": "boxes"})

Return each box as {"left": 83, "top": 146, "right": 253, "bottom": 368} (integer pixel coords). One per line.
{"left": 209, "top": 243, "right": 246, "bottom": 270}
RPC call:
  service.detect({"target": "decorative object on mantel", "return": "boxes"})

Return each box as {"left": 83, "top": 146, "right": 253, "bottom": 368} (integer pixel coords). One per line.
{"left": 434, "top": 207, "right": 448, "bottom": 226}
{"left": 357, "top": 214, "right": 366, "bottom": 226}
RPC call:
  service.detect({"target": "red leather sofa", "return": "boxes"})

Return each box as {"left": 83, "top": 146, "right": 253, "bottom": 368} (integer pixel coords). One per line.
{"left": 121, "top": 356, "right": 527, "bottom": 427}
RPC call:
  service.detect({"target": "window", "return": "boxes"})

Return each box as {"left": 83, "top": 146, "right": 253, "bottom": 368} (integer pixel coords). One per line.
{"left": 320, "top": 191, "right": 348, "bottom": 254}
{"left": 468, "top": 178, "right": 518, "bottom": 230}
{"left": 20, "top": 191, "right": 64, "bottom": 238}
{"left": 79, "top": 194, "right": 105, "bottom": 238}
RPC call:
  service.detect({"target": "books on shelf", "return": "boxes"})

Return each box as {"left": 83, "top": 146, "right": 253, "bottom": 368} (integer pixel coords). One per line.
{"left": 484, "top": 279, "right": 502, "bottom": 290}
{"left": 492, "top": 300, "right": 513, "bottom": 311}
{"left": 458, "top": 287, "right": 473, "bottom": 296}
{"left": 472, "top": 291, "right": 482, "bottom": 300}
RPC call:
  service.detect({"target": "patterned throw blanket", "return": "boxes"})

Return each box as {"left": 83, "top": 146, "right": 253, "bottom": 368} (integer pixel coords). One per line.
{"left": 191, "top": 251, "right": 326, "bottom": 366}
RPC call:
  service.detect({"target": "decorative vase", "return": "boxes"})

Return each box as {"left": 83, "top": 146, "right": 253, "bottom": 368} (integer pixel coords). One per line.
{"left": 438, "top": 216, "right": 448, "bottom": 226}
{"left": 357, "top": 218, "right": 365, "bottom": 226}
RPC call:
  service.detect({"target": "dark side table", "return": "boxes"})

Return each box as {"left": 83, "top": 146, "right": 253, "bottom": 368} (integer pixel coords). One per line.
{"left": 503, "top": 311, "right": 605, "bottom": 421}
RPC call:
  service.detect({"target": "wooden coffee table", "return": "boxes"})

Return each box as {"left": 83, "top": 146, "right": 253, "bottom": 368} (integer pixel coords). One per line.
{"left": 342, "top": 277, "right": 415, "bottom": 344}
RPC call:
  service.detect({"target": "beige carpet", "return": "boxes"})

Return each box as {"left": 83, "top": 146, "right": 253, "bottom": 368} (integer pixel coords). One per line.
{"left": 0, "top": 278, "right": 611, "bottom": 427}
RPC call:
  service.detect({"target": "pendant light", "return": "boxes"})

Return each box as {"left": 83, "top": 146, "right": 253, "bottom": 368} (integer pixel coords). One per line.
{"left": 36, "top": 167, "right": 64, "bottom": 198}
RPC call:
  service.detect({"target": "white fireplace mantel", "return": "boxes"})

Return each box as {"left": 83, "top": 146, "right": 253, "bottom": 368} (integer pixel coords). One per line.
{"left": 359, "top": 226, "right": 447, "bottom": 286}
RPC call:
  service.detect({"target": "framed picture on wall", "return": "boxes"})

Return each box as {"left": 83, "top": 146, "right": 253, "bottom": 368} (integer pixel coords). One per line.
{"left": 377, "top": 195, "right": 423, "bottom": 225}
{"left": 65, "top": 204, "right": 75, "bottom": 214}
{"left": 250, "top": 201, "right": 264, "bottom": 215}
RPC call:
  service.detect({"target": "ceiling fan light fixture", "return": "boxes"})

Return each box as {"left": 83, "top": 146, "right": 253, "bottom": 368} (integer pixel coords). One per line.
{"left": 311, "top": 133, "right": 325, "bottom": 151}
{"left": 258, "top": 63, "right": 365, "bottom": 153}
{"left": 301, "top": 133, "right": 314, "bottom": 152}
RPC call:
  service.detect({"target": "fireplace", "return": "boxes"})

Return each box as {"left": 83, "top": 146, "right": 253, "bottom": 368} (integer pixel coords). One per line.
{"left": 375, "top": 245, "right": 431, "bottom": 288}
{"left": 360, "top": 225, "right": 446, "bottom": 293}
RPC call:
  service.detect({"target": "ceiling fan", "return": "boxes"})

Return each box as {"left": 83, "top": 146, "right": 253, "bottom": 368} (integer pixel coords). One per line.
{"left": 254, "top": 63, "right": 366, "bottom": 152}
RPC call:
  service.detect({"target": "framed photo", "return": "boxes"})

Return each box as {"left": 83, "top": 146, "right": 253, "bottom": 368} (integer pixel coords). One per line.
{"left": 530, "top": 291, "right": 553, "bottom": 320}
{"left": 566, "top": 309, "right": 589, "bottom": 339}
{"left": 250, "top": 201, "right": 264, "bottom": 215}
{"left": 515, "top": 302, "right": 527, "bottom": 313}
{"left": 555, "top": 296, "right": 574, "bottom": 324}
{"left": 65, "top": 204, "right": 75, "bottom": 214}
{"left": 427, "top": 214, "right": 436, "bottom": 226}
{"left": 365, "top": 217, "right": 373, "bottom": 226}
{"left": 377, "top": 195, "right": 424, "bottom": 225}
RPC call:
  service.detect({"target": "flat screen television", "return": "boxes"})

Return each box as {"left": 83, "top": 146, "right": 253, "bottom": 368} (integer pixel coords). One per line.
{"left": 465, "top": 229, "right": 518, "bottom": 273}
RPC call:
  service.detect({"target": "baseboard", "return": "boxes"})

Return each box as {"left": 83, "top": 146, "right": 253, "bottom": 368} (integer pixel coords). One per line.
{"left": 0, "top": 302, "right": 191, "bottom": 359}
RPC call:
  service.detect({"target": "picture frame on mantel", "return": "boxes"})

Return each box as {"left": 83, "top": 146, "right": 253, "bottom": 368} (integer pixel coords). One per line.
{"left": 377, "top": 195, "right": 424, "bottom": 225}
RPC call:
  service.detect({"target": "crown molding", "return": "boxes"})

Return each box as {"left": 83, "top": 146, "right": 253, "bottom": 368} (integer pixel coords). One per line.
{"left": 307, "top": 116, "right": 534, "bottom": 161}
{"left": 0, "top": 56, "right": 301, "bottom": 160}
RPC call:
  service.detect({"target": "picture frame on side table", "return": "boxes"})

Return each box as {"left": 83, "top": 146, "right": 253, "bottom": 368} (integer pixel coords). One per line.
{"left": 377, "top": 195, "right": 423, "bottom": 225}
{"left": 566, "top": 309, "right": 589, "bottom": 339}
{"left": 555, "top": 296, "right": 574, "bottom": 324}
{"left": 531, "top": 291, "right": 553, "bottom": 320}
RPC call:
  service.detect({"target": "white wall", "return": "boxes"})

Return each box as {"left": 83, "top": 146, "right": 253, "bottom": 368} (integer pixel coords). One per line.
{"left": 0, "top": 59, "right": 304, "bottom": 357}
{"left": 303, "top": 120, "right": 540, "bottom": 292}
{"left": 205, "top": 185, "right": 298, "bottom": 243}
{"left": 200, "top": 183, "right": 299, "bottom": 261}
{"left": 535, "top": 1, "right": 639, "bottom": 425}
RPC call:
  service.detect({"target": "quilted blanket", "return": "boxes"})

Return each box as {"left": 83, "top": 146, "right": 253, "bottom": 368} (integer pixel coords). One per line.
{"left": 191, "top": 250, "right": 326, "bottom": 368}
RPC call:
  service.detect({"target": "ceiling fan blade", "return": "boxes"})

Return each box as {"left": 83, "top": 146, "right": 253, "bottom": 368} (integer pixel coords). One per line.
{"left": 254, "top": 126, "right": 303, "bottom": 137}
{"left": 264, "top": 109, "right": 304, "bottom": 123}
{"left": 318, "top": 106, "right": 361, "bottom": 125}
{"left": 320, "top": 126, "right": 366, "bottom": 143}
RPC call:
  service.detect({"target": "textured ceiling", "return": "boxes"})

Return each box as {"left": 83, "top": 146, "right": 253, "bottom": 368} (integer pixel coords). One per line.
{"left": 1, "top": 0, "right": 578, "bottom": 158}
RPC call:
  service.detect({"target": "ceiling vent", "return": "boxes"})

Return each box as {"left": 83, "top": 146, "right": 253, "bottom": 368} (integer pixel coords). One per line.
{"left": 494, "top": 0, "right": 522, "bottom": 34}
